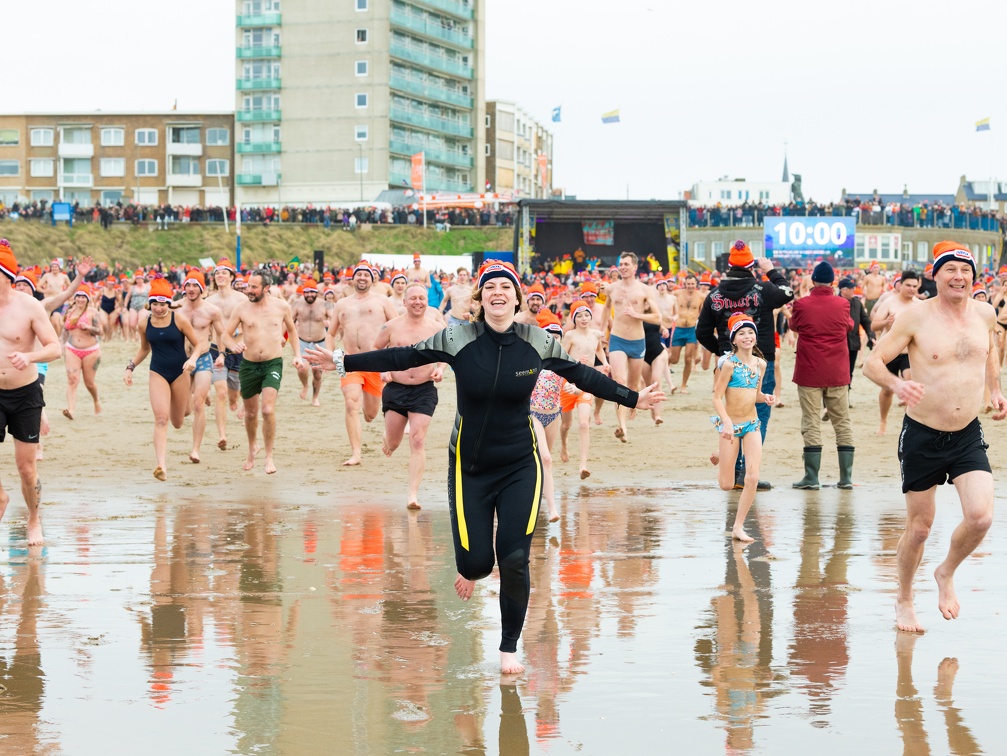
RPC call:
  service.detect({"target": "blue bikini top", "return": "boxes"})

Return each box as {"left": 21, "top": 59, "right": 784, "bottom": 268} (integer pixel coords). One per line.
{"left": 727, "top": 356, "right": 760, "bottom": 390}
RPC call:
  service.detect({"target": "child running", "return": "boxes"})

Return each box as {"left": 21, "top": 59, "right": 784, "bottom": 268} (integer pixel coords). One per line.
{"left": 529, "top": 310, "right": 565, "bottom": 523}
{"left": 710, "top": 313, "right": 777, "bottom": 542}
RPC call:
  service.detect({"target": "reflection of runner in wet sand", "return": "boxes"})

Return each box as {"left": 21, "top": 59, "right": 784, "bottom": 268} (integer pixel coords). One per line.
{"left": 864, "top": 242, "right": 1007, "bottom": 633}
{"left": 711, "top": 315, "right": 776, "bottom": 542}
{"left": 222, "top": 270, "right": 306, "bottom": 474}
{"left": 371, "top": 283, "right": 445, "bottom": 510}
{"left": 308, "top": 260, "right": 663, "bottom": 675}
{"left": 0, "top": 239, "right": 61, "bottom": 546}
{"left": 124, "top": 279, "right": 204, "bottom": 481}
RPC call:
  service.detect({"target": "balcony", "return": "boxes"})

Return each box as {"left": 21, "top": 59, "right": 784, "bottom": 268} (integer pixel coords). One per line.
{"left": 237, "top": 173, "right": 281, "bottom": 186}
{"left": 57, "top": 143, "right": 94, "bottom": 159}
{"left": 236, "top": 45, "right": 282, "bottom": 59}
{"left": 390, "top": 41, "right": 472, "bottom": 79}
{"left": 166, "top": 173, "right": 202, "bottom": 187}
{"left": 390, "top": 8, "right": 473, "bottom": 49}
{"left": 60, "top": 173, "right": 93, "bottom": 187}
{"left": 236, "top": 77, "right": 281, "bottom": 91}
{"left": 389, "top": 73, "right": 472, "bottom": 108}
{"left": 389, "top": 139, "right": 473, "bottom": 168}
{"left": 237, "top": 110, "right": 282, "bottom": 123}
{"left": 390, "top": 107, "right": 473, "bottom": 138}
{"left": 237, "top": 142, "right": 281, "bottom": 154}
{"left": 236, "top": 12, "right": 281, "bottom": 26}
{"left": 389, "top": 171, "right": 471, "bottom": 193}
{"left": 409, "top": 0, "right": 473, "bottom": 20}
{"left": 166, "top": 142, "right": 203, "bottom": 157}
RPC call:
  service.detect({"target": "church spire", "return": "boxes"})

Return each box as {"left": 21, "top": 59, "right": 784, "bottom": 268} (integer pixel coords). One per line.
{"left": 782, "top": 142, "right": 790, "bottom": 183}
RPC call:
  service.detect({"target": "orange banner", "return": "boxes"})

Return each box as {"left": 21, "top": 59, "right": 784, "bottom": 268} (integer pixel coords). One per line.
{"left": 410, "top": 152, "right": 424, "bottom": 190}
{"left": 537, "top": 153, "right": 548, "bottom": 188}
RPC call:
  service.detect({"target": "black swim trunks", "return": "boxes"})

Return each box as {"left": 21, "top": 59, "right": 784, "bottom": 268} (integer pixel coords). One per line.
{"left": 898, "top": 415, "right": 990, "bottom": 493}
{"left": 381, "top": 380, "right": 439, "bottom": 417}
{"left": 0, "top": 378, "right": 45, "bottom": 443}
{"left": 886, "top": 353, "right": 910, "bottom": 377}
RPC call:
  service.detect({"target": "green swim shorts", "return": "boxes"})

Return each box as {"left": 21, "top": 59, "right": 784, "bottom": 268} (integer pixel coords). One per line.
{"left": 239, "top": 356, "right": 284, "bottom": 399}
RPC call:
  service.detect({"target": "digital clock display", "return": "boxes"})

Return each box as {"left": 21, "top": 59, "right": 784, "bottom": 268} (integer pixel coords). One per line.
{"left": 764, "top": 217, "right": 856, "bottom": 265}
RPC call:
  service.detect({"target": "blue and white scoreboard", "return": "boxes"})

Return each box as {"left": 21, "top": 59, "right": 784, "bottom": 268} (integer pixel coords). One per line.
{"left": 763, "top": 217, "right": 855, "bottom": 266}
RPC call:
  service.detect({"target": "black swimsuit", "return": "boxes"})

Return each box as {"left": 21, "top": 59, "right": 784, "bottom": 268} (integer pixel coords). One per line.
{"left": 146, "top": 312, "right": 188, "bottom": 384}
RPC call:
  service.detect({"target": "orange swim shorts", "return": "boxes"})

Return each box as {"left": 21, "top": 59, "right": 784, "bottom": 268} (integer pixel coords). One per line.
{"left": 560, "top": 386, "right": 593, "bottom": 413}
{"left": 341, "top": 370, "right": 383, "bottom": 397}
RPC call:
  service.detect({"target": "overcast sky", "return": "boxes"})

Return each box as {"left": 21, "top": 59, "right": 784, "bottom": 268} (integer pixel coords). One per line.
{"left": 5, "top": 0, "right": 1003, "bottom": 202}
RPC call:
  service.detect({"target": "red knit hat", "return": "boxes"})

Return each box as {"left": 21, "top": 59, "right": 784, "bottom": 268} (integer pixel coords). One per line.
{"left": 0, "top": 239, "right": 17, "bottom": 282}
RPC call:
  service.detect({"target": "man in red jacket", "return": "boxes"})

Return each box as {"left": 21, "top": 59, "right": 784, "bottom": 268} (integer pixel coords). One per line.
{"left": 789, "top": 262, "right": 855, "bottom": 489}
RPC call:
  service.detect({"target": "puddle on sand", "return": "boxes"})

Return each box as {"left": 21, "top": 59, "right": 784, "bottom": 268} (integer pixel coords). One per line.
{"left": 0, "top": 484, "right": 1003, "bottom": 754}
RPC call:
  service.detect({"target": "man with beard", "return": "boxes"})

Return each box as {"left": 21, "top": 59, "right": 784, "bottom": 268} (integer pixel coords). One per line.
{"left": 440, "top": 266, "right": 475, "bottom": 326}
{"left": 372, "top": 282, "right": 445, "bottom": 509}
{"left": 292, "top": 278, "right": 327, "bottom": 406}
{"left": 178, "top": 269, "right": 225, "bottom": 462}
{"left": 514, "top": 283, "right": 546, "bottom": 325}
{"left": 388, "top": 270, "right": 409, "bottom": 315}
{"left": 221, "top": 270, "right": 305, "bottom": 474}
{"left": 326, "top": 261, "right": 399, "bottom": 466}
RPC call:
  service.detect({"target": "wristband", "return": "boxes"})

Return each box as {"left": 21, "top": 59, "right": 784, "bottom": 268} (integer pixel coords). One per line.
{"left": 333, "top": 349, "right": 346, "bottom": 377}
{"left": 126, "top": 361, "right": 135, "bottom": 371}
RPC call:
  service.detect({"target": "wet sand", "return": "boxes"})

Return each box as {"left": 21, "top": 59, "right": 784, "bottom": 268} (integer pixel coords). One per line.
{"left": 0, "top": 340, "right": 1004, "bottom": 754}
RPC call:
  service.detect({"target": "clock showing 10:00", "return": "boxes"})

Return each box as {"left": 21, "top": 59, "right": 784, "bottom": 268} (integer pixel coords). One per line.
{"left": 764, "top": 217, "right": 856, "bottom": 253}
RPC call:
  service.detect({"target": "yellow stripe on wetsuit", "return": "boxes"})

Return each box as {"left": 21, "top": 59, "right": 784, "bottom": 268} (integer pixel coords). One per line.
{"left": 455, "top": 418, "right": 469, "bottom": 550}
{"left": 526, "top": 418, "right": 542, "bottom": 535}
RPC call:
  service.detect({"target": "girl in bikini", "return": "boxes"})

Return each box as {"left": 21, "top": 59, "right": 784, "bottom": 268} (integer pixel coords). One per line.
{"left": 62, "top": 286, "right": 103, "bottom": 419}
{"left": 711, "top": 313, "right": 777, "bottom": 542}
{"left": 529, "top": 311, "right": 565, "bottom": 523}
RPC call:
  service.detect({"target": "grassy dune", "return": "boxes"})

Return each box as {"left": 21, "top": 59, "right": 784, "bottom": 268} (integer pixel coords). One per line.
{"left": 0, "top": 221, "right": 513, "bottom": 269}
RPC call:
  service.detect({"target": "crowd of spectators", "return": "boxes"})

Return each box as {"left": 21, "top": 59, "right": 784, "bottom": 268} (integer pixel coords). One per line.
{"left": 689, "top": 196, "right": 1006, "bottom": 233}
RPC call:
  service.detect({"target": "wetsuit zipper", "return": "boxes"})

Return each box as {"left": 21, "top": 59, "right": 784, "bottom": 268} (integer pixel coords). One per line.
{"left": 469, "top": 343, "right": 502, "bottom": 473}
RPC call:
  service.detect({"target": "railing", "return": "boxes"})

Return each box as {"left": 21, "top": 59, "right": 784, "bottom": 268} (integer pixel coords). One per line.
{"left": 390, "top": 171, "right": 471, "bottom": 193}
{"left": 409, "top": 0, "right": 473, "bottom": 20}
{"left": 389, "top": 140, "right": 473, "bottom": 168}
{"left": 390, "top": 41, "right": 472, "bottom": 79}
{"left": 687, "top": 205, "right": 1005, "bottom": 232}
{"left": 390, "top": 7, "right": 473, "bottom": 49}
{"left": 236, "top": 77, "right": 282, "bottom": 91}
{"left": 60, "top": 173, "right": 92, "bottom": 187}
{"left": 389, "top": 73, "right": 472, "bottom": 108}
{"left": 237, "top": 109, "right": 282, "bottom": 123}
{"left": 237, "top": 142, "right": 282, "bottom": 154}
{"left": 237, "top": 173, "right": 282, "bottom": 186}
{"left": 236, "top": 45, "right": 282, "bottom": 58}
{"left": 390, "top": 107, "right": 473, "bottom": 138}
{"left": 236, "top": 13, "right": 281, "bottom": 26}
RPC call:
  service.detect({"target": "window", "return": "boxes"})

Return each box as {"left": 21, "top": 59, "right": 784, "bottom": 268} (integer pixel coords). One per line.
{"left": 170, "top": 156, "right": 200, "bottom": 175}
{"left": 136, "top": 128, "right": 158, "bottom": 146}
{"left": 485, "top": 115, "right": 491, "bottom": 128}
{"left": 485, "top": 144, "right": 491, "bottom": 156}
{"left": 0, "top": 160, "right": 20, "bottom": 176}
{"left": 100, "top": 158, "right": 125, "bottom": 177}
{"left": 206, "top": 159, "right": 229, "bottom": 177}
{"left": 136, "top": 159, "right": 157, "bottom": 176}
{"left": 207, "top": 128, "right": 229, "bottom": 146}
{"left": 62, "top": 128, "right": 91, "bottom": 144}
{"left": 497, "top": 112, "right": 514, "bottom": 132}
{"left": 355, "top": 0, "right": 368, "bottom": 9}
{"left": 355, "top": 60, "right": 368, "bottom": 76}
{"left": 0, "top": 129, "right": 19, "bottom": 146}
{"left": 356, "top": 28, "right": 368, "bottom": 43}
{"left": 170, "top": 127, "right": 200, "bottom": 144}
{"left": 711, "top": 241, "right": 724, "bottom": 258}
{"left": 243, "top": 124, "right": 280, "bottom": 143}
{"left": 497, "top": 141, "right": 514, "bottom": 160}
{"left": 100, "top": 190, "right": 123, "bottom": 206}
{"left": 30, "top": 159, "right": 54, "bottom": 177}
{"left": 243, "top": 0, "right": 280, "bottom": 12}
{"left": 101, "top": 128, "right": 124, "bottom": 146}
{"left": 693, "top": 241, "right": 706, "bottom": 261}
{"left": 354, "top": 157, "right": 368, "bottom": 174}
{"left": 355, "top": 93, "right": 368, "bottom": 108}
{"left": 242, "top": 60, "right": 280, "bottom": 80}
{"left": 30, "top": 190, "right": 54, "bottom": 202}
{"left": 916, "top": 240, "right": 929, "bottom": 262}
{"left": 750, "top": 240, "right": 763, "bottom": 255}
{"left": 30, "top": 128, "right": 54, "bottom": 147}
{"left": 354, "top": 125, "right": 368, "bottom": 141}
{"left": 243, "top": 94, "right": 280, "bottom": 112}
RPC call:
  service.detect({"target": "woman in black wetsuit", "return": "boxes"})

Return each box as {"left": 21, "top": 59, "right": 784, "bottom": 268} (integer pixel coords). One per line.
{"left": 307, "top": 261, "right": 664, "bottom": 674}
{"left": 123, "top": 278, "right": 204, "bottom": 481}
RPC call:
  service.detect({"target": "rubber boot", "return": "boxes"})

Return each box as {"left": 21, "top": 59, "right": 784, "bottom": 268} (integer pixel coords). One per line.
{"left": 793, "top": 446, "right": 822, "bottom": 490}
{"left": 837, "top": 446, "right": 854, "bottom": 489}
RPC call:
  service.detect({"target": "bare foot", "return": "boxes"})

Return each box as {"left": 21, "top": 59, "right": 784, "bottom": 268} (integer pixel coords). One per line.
{"left": 500, "top": 652, "right": 525, "bottom": 675}
{"left": 40, "top": 414, "right": 50, "bottom": 436}
{"left": 875, "top": 424, "right": 887, "bottom": 436}
{"left": 654, "top": 417, "right": 663, "bottom": 426}
{"left": 731, "top": 528, "right": 755, "bottom": 543}
{"left": 243, "top": 445, "right": 260, "bottom": 471}
{"left": 189, "top": 452, "right": 200, "bottom": 464}
{"left": 342, "top": 456, "right": 361, "bottom": 467}
{"left": 934, "top": 565, "right": 960, "bottom": 620}
{"left": 311, "top": 399, "right": 321, "bottom": 407}
{"left": 560, "top": 447, "right": 569, "bottom": 463}
{"left": 776, "top": 400, "right": 785, "bottom": 408}
{"left": 27, "top": 517, "right": 44, "bottom": 546}
{"left": 669, "top": 385, "right": 678, "bottom": 395}
{"left": 677, "top": 386, "right": 690, "bottom": 394}
{"left": 454, "top": 573, "right": 476, "bottom": 601}
{"left": 896, "top": 597, "right": 925, "bottom": 633}
{"left": 407, "top": 500, "right": 421, "bottom": 510}
{"left": 153, "top": 466, "right": 167, "bottom": 481}
{"left": 580, "top": 469, "right": 591, "bottom": 480}
{"left": 548, "top": 509, "right": 560, "bottom": 523}
{"left": 709, "top": 452, "right": 720, "bottom": 466}
{"left": 934, "top": 657, "right": 959, "bottom": 700}
{"left": 94, "top": 399, "right": 102, "bottom": 415}
{"left": 0, "top": 491, "right": 8, "bottom": 521}
{"left": 614, "top": 427, "right": 627, "bottom": 443}
{"left": 381, "top": 437, "right": 393, "bottom": 457}
{"left": 235, "top": 404, "right": 245, "bottom": 421}
{"left": 592, "top": 414, "right": 602, "bottom": 426}
{"left": 217, "top": 438, "right": 227, "bottom": 451}
{"left": 264, "top": 458, "right": 277, "bottom": 474}
{"left": 62, "top": 409, "right": 74, "bottom": 421}
{"left": 35, "top": 448, "right": 43, "bottom": 461}
{"left": 299, "top": 386, "right": 308, "bottom": 401}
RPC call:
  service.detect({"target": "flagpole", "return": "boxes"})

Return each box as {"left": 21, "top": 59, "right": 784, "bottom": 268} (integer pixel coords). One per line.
{"left": 422, "top": 152, "right": 427, "bottom": 229}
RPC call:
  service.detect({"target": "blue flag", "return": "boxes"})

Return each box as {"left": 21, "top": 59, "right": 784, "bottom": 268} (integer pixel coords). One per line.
{"left": 601, "top": 109, "right": 620, "bottom": 124}
{"left": 976, "top": 118, "right": 991, "bottom": 132}
{"left": 551, "top": 106, "right": 561, "bottom": 123}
